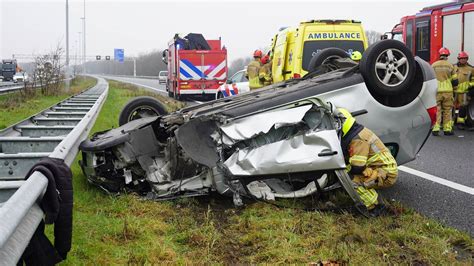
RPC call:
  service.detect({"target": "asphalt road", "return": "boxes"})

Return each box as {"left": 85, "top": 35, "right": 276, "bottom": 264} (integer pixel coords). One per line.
{"left": 101, "top": 75, "right": 474, "bottom": 235}
{"left": 100, "top": 75, "right": 204, "bottom": 105}
{"left": 101, "top": 75, "right": 167, "bottom": 94}
{"left": 382, "top": 131, "right": 474, "bottom": 235}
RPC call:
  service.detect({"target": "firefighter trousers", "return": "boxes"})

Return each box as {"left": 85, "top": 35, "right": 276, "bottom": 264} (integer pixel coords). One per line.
{"left": 352, "top": 168, "right": 397, "bottom": 209}
{"left": 456, "top": 93, "right": 469, "bottom": 124}
{"left": 434, "top": 92, "right": 454, "bottom": 132}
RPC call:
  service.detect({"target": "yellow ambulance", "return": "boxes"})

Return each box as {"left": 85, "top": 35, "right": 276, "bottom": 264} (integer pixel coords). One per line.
{"left": 270, "top": 20, "right": 369, "bottom": 82}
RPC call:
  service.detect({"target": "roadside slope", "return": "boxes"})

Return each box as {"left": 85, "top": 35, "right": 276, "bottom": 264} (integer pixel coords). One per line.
{"left": 59, "top": 80, "right": 473, "bottom": 264}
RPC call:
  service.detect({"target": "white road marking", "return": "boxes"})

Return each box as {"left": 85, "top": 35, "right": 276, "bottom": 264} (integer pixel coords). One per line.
{"left": 104, "top": 76, "right": 207, "bottom": 106}
{"left": 399, "top": 166, "right": 474, "bottom": 195}
{"left": 105, "top": 76, "right": 167, "bottom": 93}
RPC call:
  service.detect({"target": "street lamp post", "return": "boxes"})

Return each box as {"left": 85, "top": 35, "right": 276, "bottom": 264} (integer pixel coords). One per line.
{"left": 77, "top": 32, "right": 82, "bottom": 67}
{"left": 65, "top": 0, "right": 70, "bottom": 90}
{"left": 81, "top": 17, "right": 85, "bottom": 73}
{"left": 82, "top": 0, "right": 86, "bottom": 74}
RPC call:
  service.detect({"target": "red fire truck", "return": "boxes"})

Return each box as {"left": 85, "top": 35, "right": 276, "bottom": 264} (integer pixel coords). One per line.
{"left": 389, "top": 0, "right": 473, "bottom": 64}
{"left": 162, "top": 33, "right": 227, "bottom": 100}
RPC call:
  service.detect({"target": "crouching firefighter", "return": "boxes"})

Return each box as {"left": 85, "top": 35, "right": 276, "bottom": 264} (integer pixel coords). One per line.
{"left": 336, "top": 108, "right": 398, "bottom": 216}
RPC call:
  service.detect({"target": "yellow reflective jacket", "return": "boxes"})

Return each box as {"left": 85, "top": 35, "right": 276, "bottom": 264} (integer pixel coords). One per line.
{"left": 347, "top": 127, "right": 398, "bottom": 181}
{"left": 432, "top": 59, "right": 458, "bottom": 92}
{"left": 454, "top": 64, "right": 474, "bottom": 93}
{"left": 247, "top": 59, "right": 263, "bottom": 90}
{"left": 259, "top": 62, "right": 272, "bottom": 86}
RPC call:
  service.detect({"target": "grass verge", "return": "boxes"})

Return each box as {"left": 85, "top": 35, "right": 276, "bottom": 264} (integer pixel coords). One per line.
{"left": 18, "top": 80, "right": 473, "bottom": 264}
{"left": 0, "top": 76, "right": 97, "bottom": 130}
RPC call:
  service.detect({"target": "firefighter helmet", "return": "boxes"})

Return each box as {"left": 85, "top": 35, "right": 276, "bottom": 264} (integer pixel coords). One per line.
{"left": 336, "top": 108, "right": 355, "bottom": 137}
{"left": 458, "top": 51, "right": 469, "bottom": 59}
{"left": 439, "top": 47, "right": 450, "bottom": 56}
{"left": 351, "top": 51, "right": 362, "bottom": 61}
{"left": 261, "top": 55, "right": 270, "bottom": 64}
{"left": 253, "top": 50, "right": 263, "bottom": 58}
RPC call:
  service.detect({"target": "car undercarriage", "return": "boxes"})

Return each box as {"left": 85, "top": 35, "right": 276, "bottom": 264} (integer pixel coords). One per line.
{"left": 79, "top": 40, "right": 437, "bottom": 216}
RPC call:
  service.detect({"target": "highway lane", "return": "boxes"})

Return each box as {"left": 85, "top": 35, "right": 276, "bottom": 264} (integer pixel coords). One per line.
{"left": 382, "top": 131, "right": 474, "bottom": 235}
{"left": 101, "top": 75, "right": 167, "bottom": 94}
{"left": 101, "top": 75, "right": 204, "bottom": 105}
{"left": 99, "top": 75, "right": 474, "bottom": 235}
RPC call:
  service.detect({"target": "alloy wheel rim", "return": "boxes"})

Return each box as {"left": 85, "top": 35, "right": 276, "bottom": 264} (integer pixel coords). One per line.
{"left": 374, "top": 48, "right": 409, "bottom": 87}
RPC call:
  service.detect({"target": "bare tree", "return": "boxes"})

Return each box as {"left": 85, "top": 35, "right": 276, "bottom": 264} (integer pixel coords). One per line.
{"left": 228, "top": 57, "right": 252, "bottom": 77}
{"left": 365, "top": 30, "right": 383, "bottom": 45}
{"left": 32, "top": 43, "right": 65, "bottom": 95}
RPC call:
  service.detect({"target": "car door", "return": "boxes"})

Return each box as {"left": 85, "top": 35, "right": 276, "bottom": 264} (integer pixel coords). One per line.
{"left": 220, "top": 103, "right": 345, "bottom": 176}
{"left": 233, "top": 70, "right": 250, "bottom": 95}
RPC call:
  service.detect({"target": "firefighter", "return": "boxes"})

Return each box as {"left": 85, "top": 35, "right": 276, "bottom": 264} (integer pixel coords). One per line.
{"left": 337, "top": 108, "right": 398, "bottom": 216}
{"left": 351, "top": 51, "right": 362, "bottom": 62}
{"left": 431, "top": 47, "right": 458, "bottom": 136}
{"left": 454, "top": 51, "right": 474, "bottom": 130}
{"left": 259, "top": 54, "right": 272, "bottom": 86}
{"left": 247, "top": 50, "right": 263, "bottom": 90}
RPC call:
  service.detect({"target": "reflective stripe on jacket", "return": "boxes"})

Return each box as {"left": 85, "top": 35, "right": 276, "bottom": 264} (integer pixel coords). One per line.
{"left": 259, "top": 63, "right": 272, "bottom": 86}
{"left": 455, "top": 64, "right": 474, "bottom": 93}
{"left": 432, "top": 60, "right": 458, "bottom": 92}
{"left": 348, "top": 127, "right": 398, "bottom": 178}
{"left": 247, "top": 59, "right": 263, "bottom": 89}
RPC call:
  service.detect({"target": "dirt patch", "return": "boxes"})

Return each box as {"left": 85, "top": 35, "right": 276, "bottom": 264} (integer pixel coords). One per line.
{"left": 451, "top": 239, "right": 474, "bottom": 261}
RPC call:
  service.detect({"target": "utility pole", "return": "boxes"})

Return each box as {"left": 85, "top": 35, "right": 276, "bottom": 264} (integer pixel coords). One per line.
{"left": 82, "top": 0, "right": 86, "bottom": 74}
{"left": 77, "top": 32, "right": 82, "bottom": 66}
{"left": 65, "top": 0, "right": 70, "bottom": 90}
{"left": 133, "top": 58, "right": 136, "bottom": 77}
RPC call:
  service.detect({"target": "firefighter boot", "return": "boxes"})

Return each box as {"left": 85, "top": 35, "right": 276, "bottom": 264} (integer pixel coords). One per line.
{"left": 457, "top": 107, "right": 467, "bottom": 130}
{"left": 368, "top": 203, "right": 392, "bottom": 217}
{"left": 444, "top": 121, "right": 455, "bottom": 136}
{"left": 432, "top": 124, "right": 440, "bottom": 136}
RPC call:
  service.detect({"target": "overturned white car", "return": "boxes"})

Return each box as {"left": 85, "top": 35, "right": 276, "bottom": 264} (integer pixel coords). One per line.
{"left": 79, "top": 40, "right": 437, "bottom": 215}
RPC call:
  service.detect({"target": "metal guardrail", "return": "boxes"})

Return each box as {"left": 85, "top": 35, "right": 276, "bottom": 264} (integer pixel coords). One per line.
{"left": 0, "top": 77, "right": 108, "bottom": 265}
{"left": 0, "top": 84, "right": 25, "bottom": 95}
{"left": 0, "top": 82, "right": 17, "bottom": 87}
{"left": 0, "top": 78, "right": 75, "bottom": 95}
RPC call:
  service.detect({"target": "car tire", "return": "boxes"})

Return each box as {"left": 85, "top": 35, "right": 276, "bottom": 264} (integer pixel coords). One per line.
{"left": 360, "top": 39, "right": 416, "bottom": 96}
{"left": 216, "top": 91, "right": 224, "bottom": 100}
{"left": 173, "top": 91, "right": 182, "bottom": 101}
{"left": 307, "top": 48, "right": 350, "bottom": 72}
{"left": 118, "top": 96, "right": 168, "bottom": 126}
{"left": 466, "top": 101, "right": 474, "bottom": 128}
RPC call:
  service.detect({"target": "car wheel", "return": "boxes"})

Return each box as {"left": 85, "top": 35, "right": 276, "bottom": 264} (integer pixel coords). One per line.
{"left": 173, "top": 91, "right": 182, "bottom": 101}
{"left": 307, "top": 48, "right": 350, "bottom": 72}
{"left": 466, "top": 101, "right": 474, "bottom": 127}
{"left": 118, "top": 96, "right": 168, "bottom": 126}
{"left": 216, "top": 92, "right": 224, "bottom": 100}
{"left": 166, "top": 82, "right": 174, "bottom": 98}
{"left": 360, "top": 39, "right": 416, "bottom": 96}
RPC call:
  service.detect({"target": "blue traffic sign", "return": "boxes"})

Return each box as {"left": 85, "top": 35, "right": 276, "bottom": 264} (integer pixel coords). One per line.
{"left": 114, "top": 49, "right": 124, "bottom": 63}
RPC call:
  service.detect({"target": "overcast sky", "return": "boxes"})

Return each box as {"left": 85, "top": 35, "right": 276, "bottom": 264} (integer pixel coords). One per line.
{"left": 1, "top": 0, "right": 448, "bottom": 62}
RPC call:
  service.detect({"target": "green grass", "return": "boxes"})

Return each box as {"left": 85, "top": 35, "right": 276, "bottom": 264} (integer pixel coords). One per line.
{"left": 6, "top": 79, "right": 472, "bottom": 264}
{"left": 0, "top": 76, "right": 97, "bottom": 130}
